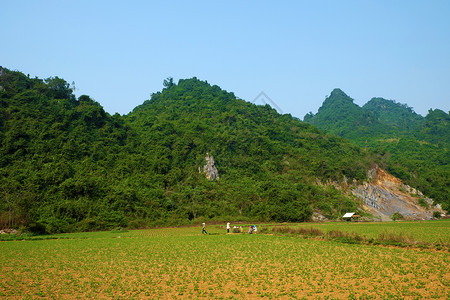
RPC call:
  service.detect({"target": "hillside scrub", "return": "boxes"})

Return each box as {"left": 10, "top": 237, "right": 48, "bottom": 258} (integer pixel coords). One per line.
{"left": 0, "top": 69, "right": 391, "bottom": 233}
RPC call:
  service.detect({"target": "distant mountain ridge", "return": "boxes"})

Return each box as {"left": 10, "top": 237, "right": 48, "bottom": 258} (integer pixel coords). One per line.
{"left": 303, "top": 89, "right": 449, "bottom": 210}
{"left": 303, "top": 88, "right": 427, "bottom": 140}
{"left": 304, "top": 89, "right": 385, "bottom": 138}
{"left": 362, "top": 97, "right": 423, "bottom": 130}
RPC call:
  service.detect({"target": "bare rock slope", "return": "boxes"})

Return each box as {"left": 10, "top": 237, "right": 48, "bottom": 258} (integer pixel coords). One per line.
{"left": 353, "top": 167, "right": 444, "bottom": 221}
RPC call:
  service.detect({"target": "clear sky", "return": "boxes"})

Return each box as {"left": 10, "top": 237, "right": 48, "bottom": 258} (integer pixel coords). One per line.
{"left": 2, "top": 1, "right": 449, "bottom": 118}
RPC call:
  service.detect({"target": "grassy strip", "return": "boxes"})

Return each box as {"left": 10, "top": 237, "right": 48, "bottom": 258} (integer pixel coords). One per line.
{"left": 271, "top": 226, "right": 449, "bottom": 250}
{"left": 0, "top": 234, "right": 72, "bottom": 241}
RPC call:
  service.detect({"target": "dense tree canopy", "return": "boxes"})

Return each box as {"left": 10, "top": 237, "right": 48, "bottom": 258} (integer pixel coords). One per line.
{"left": 3, "top": 68, "right": 439, "bottom": 233}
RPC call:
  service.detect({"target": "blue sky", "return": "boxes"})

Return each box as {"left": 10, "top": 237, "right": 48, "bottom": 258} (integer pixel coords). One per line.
{"left": 2, "top": 1, "right": 449, "bottom": 118}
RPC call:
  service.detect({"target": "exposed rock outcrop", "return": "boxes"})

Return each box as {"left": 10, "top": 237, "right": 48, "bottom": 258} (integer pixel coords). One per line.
{"left": 200, "top": 153, "right": 219, "bottom": 181}
{"left": 0, "top": 228, "right": 18, "bottom": 235}
{"left": 353, "top": 167, "right": 444, "bottom": 221}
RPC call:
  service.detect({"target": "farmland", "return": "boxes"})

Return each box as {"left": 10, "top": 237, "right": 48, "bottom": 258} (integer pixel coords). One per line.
{"left": 301, "top": 221, "right": 450, "bottom": 244}
{"left": 1, "top": 221, "right": 449, "bottom": 299}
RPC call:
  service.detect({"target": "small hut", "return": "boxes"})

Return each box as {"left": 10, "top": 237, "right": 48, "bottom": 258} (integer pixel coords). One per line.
{"left": 342, "top": 212, "right": 361, "bottom": 222}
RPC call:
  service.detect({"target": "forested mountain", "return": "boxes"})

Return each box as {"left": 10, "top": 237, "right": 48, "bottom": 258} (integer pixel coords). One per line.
{"left": 304, "top": 89, "right": 449, "bottom": 210}
{"left": 362, "top": 97, "right": 422, "bottom": 132}
{"left": 0, "top": 70, "right": 132, "bottom": 233}
{"left": 0, "top": 69, "right": 378, "bottom": 233}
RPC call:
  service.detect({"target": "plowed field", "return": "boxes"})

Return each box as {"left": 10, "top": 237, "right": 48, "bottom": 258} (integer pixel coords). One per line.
{"left": 1, "top": 222, "right": 449, "bottom": 299}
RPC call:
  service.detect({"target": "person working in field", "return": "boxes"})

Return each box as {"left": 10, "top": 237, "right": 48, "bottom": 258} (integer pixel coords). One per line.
{"left": 202, "top": 223, "right": 207, "bottom": 234}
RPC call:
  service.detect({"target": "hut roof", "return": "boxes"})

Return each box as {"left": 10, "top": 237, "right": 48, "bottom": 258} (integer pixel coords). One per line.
{"left": 342, "top": 212, "right": 355, "bottom": 218}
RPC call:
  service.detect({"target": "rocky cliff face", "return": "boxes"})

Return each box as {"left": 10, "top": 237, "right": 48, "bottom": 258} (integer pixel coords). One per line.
{"left": 353, "top": 167, "right": 444, "bottom": 221}
{"left": 201, "top": 153, "right": 219, "bottom": 181}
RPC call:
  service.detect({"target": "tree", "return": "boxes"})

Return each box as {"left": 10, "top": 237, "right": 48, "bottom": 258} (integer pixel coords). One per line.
{"left": 163, "top": 77, "right": 174, "bottom": 89}
{"left": 1, "top": 185, "right": 15, "bottom": 228}
{"left": 45, "top": 76, "right": 75, "bottom": 100}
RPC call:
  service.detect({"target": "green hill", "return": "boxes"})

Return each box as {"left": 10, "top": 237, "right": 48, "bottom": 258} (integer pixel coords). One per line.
{"left": 304, "top": 90, "right": 449, "bottom": 210}
{"left": 0, "top": 69, "right": 377, "bottom": 233}
{"left": 124, "top": 78, "right": 374, "bottom": 223}
{"left": 362, "top": 97, "right": 422, "bottom": 132}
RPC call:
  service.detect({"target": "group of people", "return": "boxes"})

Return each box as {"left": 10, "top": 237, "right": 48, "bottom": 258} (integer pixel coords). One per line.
{"left": 228, "top": 222, "right": 257, "bottom": 234}
{"left": 227, "top": 223, "right": 243, "bottom": 233}
{"left": 202, "top": 222, "right": 257, "bottom": 234}
{"left": 248, "top": 224, "right": 257, "bottom": 234}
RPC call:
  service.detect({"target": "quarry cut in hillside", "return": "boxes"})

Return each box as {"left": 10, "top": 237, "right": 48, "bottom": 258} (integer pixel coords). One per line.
{"left": 353, "top": 167, "right": 444, "bottom": 221}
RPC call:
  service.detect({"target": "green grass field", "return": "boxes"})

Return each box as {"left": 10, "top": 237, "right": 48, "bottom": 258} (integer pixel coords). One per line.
{"left": 1, "top": 221, "right": 449, "bottom": 299}
{"left": 278, "top": 220, "right": 450, "bottom": 244}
